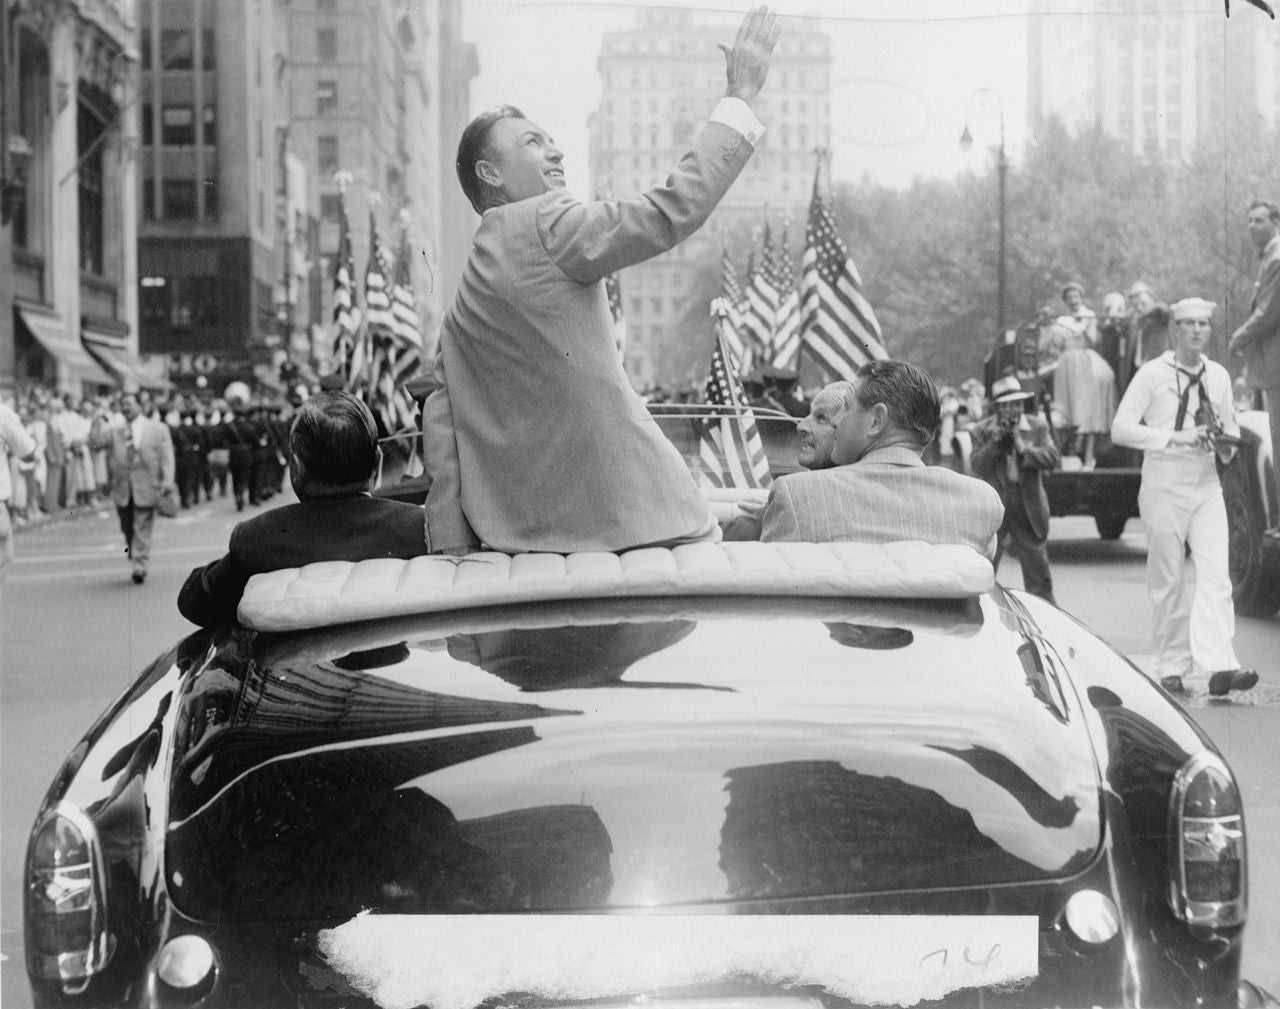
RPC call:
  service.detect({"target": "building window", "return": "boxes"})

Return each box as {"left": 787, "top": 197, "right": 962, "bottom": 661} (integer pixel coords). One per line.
{"left": 141, "top": 104, "right": 153, "bottom": 145}
{"left": 140, "top": 29, "right": 151, "bottom": 69}
{"left": 202, "top": 29, "right": 216, "bottom": 70}
{"left": 203, "top": 178, "right": 219, "bottom": 220}
{"left": 160, "top": 29, "right": 193, "bottom": 70}
{"left": 203, "top": 105, "right": 216, "bottom": 145}
{"left": 318, "top": 135, "right": 339, "bottom": 174}
{"left": 161, "top": 105, "right": 195, "bottom": 145}
{"left": 78, "top": 102, "right": 106, "bottom": 275}
{"left": 317, "top": 28, "right": 337, "bottom": 61}
{"left": 320, "top": 194, "right": 340, "bottom": 220}
{"left": 163, "top": 179, "right": 197, "bottom": 219}
{"left": 317, "top": 80, "right": 338, "bottom": 115}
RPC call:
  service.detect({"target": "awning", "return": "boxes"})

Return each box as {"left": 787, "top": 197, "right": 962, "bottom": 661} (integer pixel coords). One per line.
{"left": 83, "top": 331, "right": 173, "bottom": 390}
{"left": 17, "top": 307, "right": 115, "bottom": 386}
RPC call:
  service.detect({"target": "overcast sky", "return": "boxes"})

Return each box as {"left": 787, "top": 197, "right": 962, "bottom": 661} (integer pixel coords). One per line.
{"left": 460, "top": 0, "right": 1034, "bottom": 192}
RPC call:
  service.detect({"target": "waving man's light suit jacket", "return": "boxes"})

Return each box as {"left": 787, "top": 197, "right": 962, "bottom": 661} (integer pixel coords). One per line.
{"left": 423, "top": 101, "right": 761, "bottom": 554}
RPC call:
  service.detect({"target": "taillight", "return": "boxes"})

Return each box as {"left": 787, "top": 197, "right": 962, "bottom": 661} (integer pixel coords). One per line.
{"left": 1167, "top": 752, "right": 1247, "bottom": 928}
{"left": 25, "top": 801, "right": 113, "bottom": 989}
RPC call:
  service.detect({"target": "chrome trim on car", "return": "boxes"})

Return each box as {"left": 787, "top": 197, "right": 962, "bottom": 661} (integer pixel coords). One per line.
{"left": 1167, "top": 751, "right": 1248, "bottom": 929}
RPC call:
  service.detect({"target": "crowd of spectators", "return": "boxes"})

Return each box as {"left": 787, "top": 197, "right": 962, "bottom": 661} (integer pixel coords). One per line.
{"left": 1, "top": 383, "right": 295, "bottom": 527}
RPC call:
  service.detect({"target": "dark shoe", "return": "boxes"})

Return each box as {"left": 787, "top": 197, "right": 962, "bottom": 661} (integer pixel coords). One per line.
{"left": 1208, "top": 669, "right": 1259, "bottom": 696}
{"left": 131, "top": 569, "right": 146, "bottom": 585}
{"left": 1160, "top": 675, "right": 1185, "bottom": 693}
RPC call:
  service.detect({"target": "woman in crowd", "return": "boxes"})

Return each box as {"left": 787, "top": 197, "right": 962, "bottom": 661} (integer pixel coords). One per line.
{"left": 1053, "top": 281, "right": 1116, "bottom": 469}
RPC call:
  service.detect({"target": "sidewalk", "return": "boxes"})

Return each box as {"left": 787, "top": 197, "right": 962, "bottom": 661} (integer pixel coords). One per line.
{"left": 11, "top": 500, "right": 115, "bottom": 535}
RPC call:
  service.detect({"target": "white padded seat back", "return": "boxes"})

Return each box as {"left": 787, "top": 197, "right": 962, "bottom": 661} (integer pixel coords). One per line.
{"left": 238, "top": 541, "right": 994, "bottom": 633}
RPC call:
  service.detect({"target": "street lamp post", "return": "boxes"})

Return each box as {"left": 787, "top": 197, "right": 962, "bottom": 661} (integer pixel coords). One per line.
{"left": 959, "top": 89, "right": 1007, "bottom": 337}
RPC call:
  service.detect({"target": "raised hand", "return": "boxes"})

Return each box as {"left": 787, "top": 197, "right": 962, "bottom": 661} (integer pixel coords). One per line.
{"left": 719, "top": 6, "right": 781, "bottom": 104}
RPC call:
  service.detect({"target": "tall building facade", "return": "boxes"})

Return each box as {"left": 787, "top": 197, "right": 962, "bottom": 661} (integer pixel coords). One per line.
{"left": 135, "top": 0, "right": 476, "bottom": 399}
{"left": 2, "top": 0, "right": 147, "bottom": 395}
{"left": 588, "top": 7, "right": 832, "bottom": 387}
{"left": 1028, "top": 0, "right": 1278, "bottom": 162}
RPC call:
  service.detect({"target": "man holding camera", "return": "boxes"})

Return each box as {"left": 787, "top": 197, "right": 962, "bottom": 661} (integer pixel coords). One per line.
{"left": 1112, "top": 297, "right": 1257, "bottom": 696}
{"left": 970, "top": 376, "right": 1060, "bottom": 603}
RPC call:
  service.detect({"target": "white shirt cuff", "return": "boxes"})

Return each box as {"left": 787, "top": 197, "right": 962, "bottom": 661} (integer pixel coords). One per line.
{"left": 710, "top": 97, "right": 765, "bottom": 147}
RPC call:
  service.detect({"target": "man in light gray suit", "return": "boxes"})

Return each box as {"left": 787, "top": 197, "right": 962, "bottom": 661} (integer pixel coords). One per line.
{"left": 760, "top": 361, "right": 1005, "bottom": 560}
{"left": 92, "top": 392, "right": 176, "bottom": 584}
{"left": 423, "top": 7, "right": 779, "bottom": 555}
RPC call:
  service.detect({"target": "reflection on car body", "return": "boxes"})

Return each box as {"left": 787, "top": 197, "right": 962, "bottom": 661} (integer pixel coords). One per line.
{"left": 24, "top": 545, "right": 1255, "bottom": 1008}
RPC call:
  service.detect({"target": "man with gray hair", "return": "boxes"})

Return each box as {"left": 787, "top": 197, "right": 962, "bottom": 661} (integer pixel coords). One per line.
{"left": 178, "top": 391, "right": 427, "bottom": 626}
{"left": 759, "top": 360, "right": 1005, "bottom": 557}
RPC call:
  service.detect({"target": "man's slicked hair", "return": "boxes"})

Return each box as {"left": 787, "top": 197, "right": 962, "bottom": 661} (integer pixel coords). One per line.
{"left": 289, "top": 391, "right": 379, "bottom": 486}
{"left": 456, "top": 104, "right": 525, "bottom": 214}
{"left": 1248, "top": 200, "right": 1280, "bottom": 225}
{"left": 811, "top": 380, "right": 854, "bottom": 416}
{"left": 852, "top": 359, "right": 941, "bottom": 448}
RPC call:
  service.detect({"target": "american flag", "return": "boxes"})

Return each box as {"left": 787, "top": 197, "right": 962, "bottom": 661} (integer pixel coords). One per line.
{"left": 767, "top": 222, "right": 801, "bottom": 370}
{"left": 387, "top": 222, "right": 424, "bottom": 432}
{"left": 605, "top": 269, "right": 627, "bottom": 358}
{"left": 351, "top": 211, "right": 415, "bottom": 438}
{"left": 741, "top": 222, "right": 779, "bottom": 366}
{"left": 799, "top": 152, "right": 886, "bottom": 380}
{"left": 713, "top": 246, "right": 750, "bottom": 371}
{"left": 329, "top": 176, "right": 360, "bottom": 378}
{"left": 697, "top": 328, "right": 772, "bottom": 489}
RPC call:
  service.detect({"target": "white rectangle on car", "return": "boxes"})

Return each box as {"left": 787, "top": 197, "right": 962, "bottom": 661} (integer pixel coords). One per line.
{"left": 318, "top": 912, "right": 1038, "bottom": 1009}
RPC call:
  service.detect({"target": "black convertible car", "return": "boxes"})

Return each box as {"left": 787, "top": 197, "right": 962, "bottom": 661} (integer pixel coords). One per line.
{"left": 24, "top": 541, "right": 1258, "bottom": 1008}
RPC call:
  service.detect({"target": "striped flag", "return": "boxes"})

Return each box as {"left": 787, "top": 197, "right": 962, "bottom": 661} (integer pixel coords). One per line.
{"left": 713, "top": 246, "right": 750, "bottom": 371}
{"left": 741, "top": 222, "right": 779, "bottom": 366}
{"left": 330, "top": 179, "right": 360, "bottom": 378}
{"left": 697, "top": 327, "right": 772, "bottom": 490}
{"left": 799, "top": 152, "right": 887, "bottom": 381}
{"left": 767, "top": 222, "right": 801, "bottom": 370}
{"left": 387, "top": 223, "right": 424, "bottom": 434}
{"left": 352, "top": 211, "right": 415, "bottom": 438}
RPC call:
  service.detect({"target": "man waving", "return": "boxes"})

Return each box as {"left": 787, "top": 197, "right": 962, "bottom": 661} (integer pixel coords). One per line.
{"left": 423, "top": 7, "right": 779, "bottom": 555}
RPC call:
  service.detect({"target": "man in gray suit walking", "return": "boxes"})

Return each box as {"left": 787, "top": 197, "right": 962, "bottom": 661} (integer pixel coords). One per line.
{"left": 760, "top": 360, "right": 1005, "bottom": 560}
{"left": 423, "top": 7, "right": 779, "bottom": 556}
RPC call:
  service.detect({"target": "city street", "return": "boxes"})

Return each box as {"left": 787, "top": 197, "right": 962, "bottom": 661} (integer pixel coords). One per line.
{"left": 2, "top": 502, "right": 1279, "bottom": 1005}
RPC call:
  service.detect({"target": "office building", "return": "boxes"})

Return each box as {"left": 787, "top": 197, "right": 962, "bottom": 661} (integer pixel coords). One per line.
{"left": 588, "top": 6, "right": 832, "bottom": 387}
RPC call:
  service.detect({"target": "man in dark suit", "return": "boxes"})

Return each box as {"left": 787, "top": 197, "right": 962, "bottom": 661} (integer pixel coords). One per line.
{"left": 970, "top": 376, "right": 1060, "bottom": 603}
{"left": 92, "top": 393, "right": 176, "bottom": 584}
{"left": 1229, "top": 199, "right": 1280, "bottom": 534}
{"left": 759, "top": 360, "right": 1005, "bottom": 558}
{"left": 178, "top": 391, "right": 427, "bottom": 627}
{"left": 423, "top": 7, "right": 779, "bottom": 556}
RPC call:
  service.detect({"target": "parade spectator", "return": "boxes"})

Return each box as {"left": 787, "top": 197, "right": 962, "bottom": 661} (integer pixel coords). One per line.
{"left": 1053, "top": 281, "right": 1115, "bottom": 470}
{"left": 93, "top": 392, "right": 176, "bottom": 585}
{"left": 722, "top": 380, "right": 851, "bottom": 540}
{"left": 758, "top": 360, "right": 1004, "bottom": 558}
{"left": 1112, "top": 297, "right": 1256, "bottom": 696}
{"left": 1228, "top": 199, "right": 1280, "bottom": 536}
{"left": 1126, "top": 281, "right": 1172, "bottom": 380}
{"left": 178, "top": 391, "right": 428, "bottom": 627}
{"left": 1, "top": 399, "right": 37, "bottom": 580}
{"left": 422, "top": 7, "right": 779, "bottom": 555}
{"left": 970, "top": 376, "right": 1060, "bottom": 603}
{"left": 43, "top": 396, "right": 75, "bottom": 513}
{"left": 66, "top": 400, "right": 96, "bottom": 506}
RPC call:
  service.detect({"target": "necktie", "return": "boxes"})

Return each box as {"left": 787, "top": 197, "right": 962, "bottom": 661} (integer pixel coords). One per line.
{"left": 1173, "top": 364, "right": 1207, "bottom": 431}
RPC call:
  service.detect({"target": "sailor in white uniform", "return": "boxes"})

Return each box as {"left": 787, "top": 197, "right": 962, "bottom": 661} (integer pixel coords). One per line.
{"left": 1111, "top": 297, "right": 1258, "bottom": 696}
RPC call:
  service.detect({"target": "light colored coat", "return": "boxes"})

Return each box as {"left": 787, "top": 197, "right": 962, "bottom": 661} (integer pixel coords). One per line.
{"left": 423, "top": 119, "right": 754, "bottom": 554}
{"left": 1231, "top": 234, "right": 1280, "bottom": 390}
{"left": 93, "top": 418, "right": 175, "bottom": 509}
{"left": 759, "top": 446, "right": 1005, "bottom": 560}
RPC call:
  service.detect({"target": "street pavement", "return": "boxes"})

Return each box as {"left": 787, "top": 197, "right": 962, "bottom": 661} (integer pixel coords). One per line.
{"left": 1, "top": 502, "right": 1278, "bottom": 1005}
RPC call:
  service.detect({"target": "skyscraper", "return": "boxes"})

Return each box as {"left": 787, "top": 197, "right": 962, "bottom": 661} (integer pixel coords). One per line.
{"left": 588, "top": 7, "right": 832, "bottom": 387}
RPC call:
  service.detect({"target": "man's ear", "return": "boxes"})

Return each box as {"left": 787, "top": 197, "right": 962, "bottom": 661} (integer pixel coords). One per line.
{"left": 288, "top": 451, "right": 306, "bottom": 487}
{"left": 475, "top": 158, "right": 501, "bottom": 190}
{"left": 868, "top": 402, "right": 890, "bottom": 434}
{"left": 368, "top": 445, "right": 383, "bottom": 489}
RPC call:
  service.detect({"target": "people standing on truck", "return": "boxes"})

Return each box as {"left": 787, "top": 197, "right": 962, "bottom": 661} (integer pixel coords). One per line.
{"left": 970, "top": 376, "right": 1060, "bottom": 604}
{"left": 1053, "top": 282, "right": 1116, "bottom": 471}
{"left": 1227, "top": 200, "right": 1280, "bottom": 537}
{"left": 1111, "top": 297, "right": 1257, "bottom": 697}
